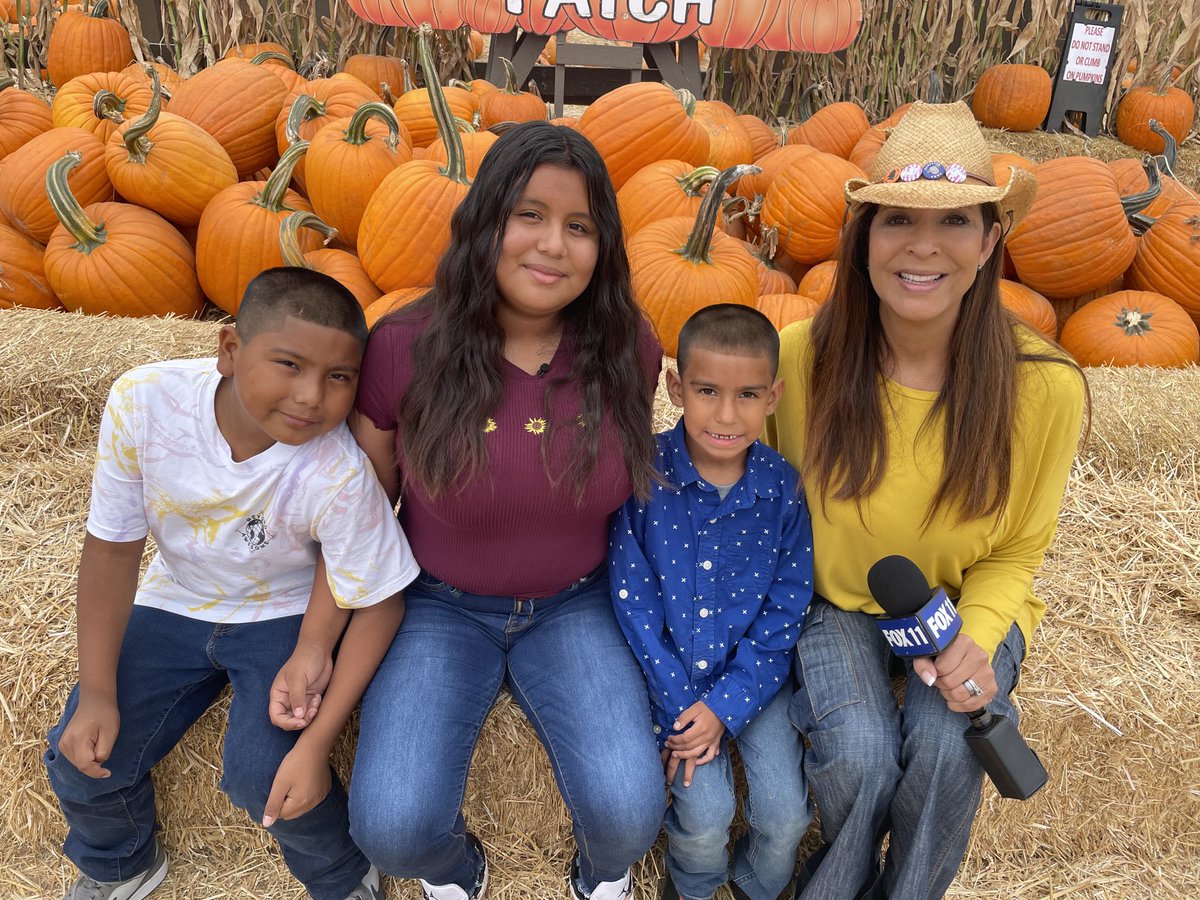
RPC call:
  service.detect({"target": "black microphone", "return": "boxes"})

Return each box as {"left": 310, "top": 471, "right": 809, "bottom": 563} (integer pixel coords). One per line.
{"left": 536, "top": 363, "right": 550, "bottom": 378}
{"left": 867, "top": 555, "right": 1048, "bottom": 800}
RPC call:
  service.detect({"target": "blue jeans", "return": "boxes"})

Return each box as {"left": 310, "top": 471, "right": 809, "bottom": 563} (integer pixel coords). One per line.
{"left": 44, "top": 606, "right": 369, "bottom": 900}
{"left": 665, "top": 685, "right": 811, "bottom": 900}
{"left": 348, "top": 569, "right": 665, "bottom": 894}
{"left": 789, "top": 599, "right": 1026, "bottom": 900}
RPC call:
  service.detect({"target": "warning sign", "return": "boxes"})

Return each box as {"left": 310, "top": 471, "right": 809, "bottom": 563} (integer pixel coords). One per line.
{"left": 1062, "top": 22, "right": 1115, "bottom": 84}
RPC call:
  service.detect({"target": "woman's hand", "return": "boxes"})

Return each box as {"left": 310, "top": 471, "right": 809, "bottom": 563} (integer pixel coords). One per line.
{"left": 913, "top": 633, "right": 996, "bottom": 713}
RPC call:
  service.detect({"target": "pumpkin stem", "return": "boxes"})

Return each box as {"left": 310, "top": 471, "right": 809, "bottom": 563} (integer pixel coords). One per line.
{"left": 286, "top": 94, "right": 326, "bottom": 145}
{"left": 415, "top": 23, "right": 469, "bottom": 186}
{"left": 796, "top": 82, "right": 823, "bottom": 122}
{"left": 401, "top": 58, "right": 416, "bottom": 94}
{"left": 90, "top": 0, "right": 113, "bottom": 18}
{"left": 343, "top": 101, "right": 401, "bottom": 151}
{"left": 251, "top": 50, "right": 297, "bottom": 69}
{"left": 751, "top": 226, "right": 781, "bottom": 265}
{"left": 1114, "top": 306, "right": 1153, "bottom": 336}
{"left": 1148, "top": 119, "right": 1177, "bottom": 170}
{"left": 92, "top": 89, "right": 127, "bottom": 124}
{"left": 454, "top": 116, "right": 477, "bottom": 133}
{"left": 45, "top": 152, "right": 106, "bottom": 253}
{"left": 255, "top": 140, "right": 309, "bottom": 212}
{"left": 1121, "top": 156, "right": 1161, "bottom": 217}
{"left": 674, "top": 87, "right": 697, "bottom": 119}
{"left": 677, "top": 164, "right": 760, "bottom": 264}
{"left": 676, "top": 166, "right": 719, "bottom": 197}
{"left": 926, "top": 69, "right": 945, "bottom": 103}
{"left": 280, "top": 210, "right": 338, "bottom": 267}
{"left": 373, "top": 25, "right": 394, "bottom": 57}
{"left": 380, "top": 81, "right": 397, "bottom": 105}
{"left": 499, "top": 57, "right": 522, "bottom": 95}
{"left": 120, "top": 66, "right": 163, "bottom": 163}
{"left": 0, "top": 75, "right": 14, "bottom": 93}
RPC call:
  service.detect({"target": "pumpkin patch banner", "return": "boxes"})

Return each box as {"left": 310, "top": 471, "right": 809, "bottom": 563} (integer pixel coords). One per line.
{"left": 348, "top": 0, "right": 863, "bottom": 53}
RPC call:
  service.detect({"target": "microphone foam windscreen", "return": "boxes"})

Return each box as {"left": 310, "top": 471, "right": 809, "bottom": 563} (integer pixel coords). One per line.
{"left": 867, "top": 555, "right": 933, "bottom": 617}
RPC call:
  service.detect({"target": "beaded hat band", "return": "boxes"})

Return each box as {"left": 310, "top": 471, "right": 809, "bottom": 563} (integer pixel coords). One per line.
{"left": 844, "top": 101, "right": 1038, "bottom": 231}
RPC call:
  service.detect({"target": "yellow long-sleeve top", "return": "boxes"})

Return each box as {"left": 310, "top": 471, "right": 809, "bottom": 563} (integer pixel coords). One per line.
{"left": 766, "top": 319, "right": 1085, "bottom": 659}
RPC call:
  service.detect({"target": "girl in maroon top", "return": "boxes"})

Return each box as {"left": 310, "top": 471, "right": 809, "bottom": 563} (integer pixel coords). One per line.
{"left": 347, "top": 122, "right": 665, "bottom": 900}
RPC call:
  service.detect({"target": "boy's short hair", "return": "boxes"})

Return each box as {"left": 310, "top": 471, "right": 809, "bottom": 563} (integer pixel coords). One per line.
{"left": 237, "top": 267, "right": 368, "bottom": 345}
{"left": 676, "top": 304, "right": 780, "bottom": 377}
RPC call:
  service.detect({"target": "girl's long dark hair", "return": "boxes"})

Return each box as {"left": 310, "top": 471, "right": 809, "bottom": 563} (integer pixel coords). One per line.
{"left": 805, "top": 202, "right": 1085, "bottom": 525}
{"left": 392, "top": 121, "right": 656, "bottom": 501}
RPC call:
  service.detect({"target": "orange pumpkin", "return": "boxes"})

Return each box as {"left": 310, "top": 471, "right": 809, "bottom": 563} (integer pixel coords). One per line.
{"left": 51, "top": 71, "right": 154, "bottom": 146}
{"left": 358, "top": 25, "right": 473, "bottom": 291}
{"left": 578, "top": 82, "right": 709, "bottom": 190}
{"left": 848, "top": 125, "right": 887, "bottom": 173}
{"left": 0, "top": 223, "right": 61, "bottom": 310}
{"left": 251, "top": 51, "right": 308, "bottom": 94}
{"left": 1115, "top": 82, "right": 1195, "bottom": 154}
{"left": 734, "top": 144, "right": 818, "bottom": 203}
{"left": 998, "top": 279, "right": 1057, "bottom": 341}
{"left": 0, "top": 75, "right": 53, "bottom": 163}
{"left": 1125, "top": 202, "right": 1200, "bottom": 326}
{"left": 617, "top": 161, "right": 718, "bottom": 241}
{"left": 787, "top": 95, "right": 869, "bottom": 159}
{"left": 798, "top": 259, "right": 837, "bottom": 303}
{"left": 364, "top": 286, "right": 429, "bottom": 328}
{"left": 223, "top": 42, "right": 292, "bottom": 63}
{"left": 195, "top": 141, "right": 322, "bottom": 314}
{"left": 306, "top": 101, "right": 413, "bottom": 247}
{"left": 169, "top": 58, "right": 289, "bottom": 178}
{"left": 44, "top": 151, "right": 203, "bottom": 317}
{"left": 104, "top": 68, "right": 238, "bottom": 227}
{"left": 738, "top": 114, "right": 780, "bottom": 159}
{"left": 1108, "top": 125, "right": 1195, "bottom": 217}
{"left": 46, "top": 0, "right": 131, "bottom": 88}
{"left": 279, "top": 211, "right": 382, "bottom": 310}
{"left": 971, "top": 64, "right": 1052, "bottom": 132}
{"left": 991, "top": 151, "right": 1035, "bottom": 187}
{"left": 120, "top": 61, "right": 184, "bottom": 97}
{"left": 394, "top": 82, "right": 480, "bottom": 150}
{"left": 628, "top": 164, "right": 761, "bottom": 358}
{"left": 344, "top": 53, "right": 407, "bottom": 101}
{"left": 756, "top": 292, "right": 821, "bottom": 330}
{"left": 694, "top": 105, "right": 755, "bottom": 170}
{"left": 479, "top": 58, "right": 547, "bottom": 129}
{"left": 1059, "top": 290, "right": 1199, "bottom": 367}
{"left": 423, "top": 123, "right": 497, "bottom": 180}
{"left": 0, "top": 126, "right": 111, "bottom": 243}
{"left": 761, "top": 151, "right": 864, "bottom": 263}
{"left": 1007, "top": 157, "right": 1139, "bottom": 298}
{"left": 276, "top": 74, "right": 381, "bottom": 193}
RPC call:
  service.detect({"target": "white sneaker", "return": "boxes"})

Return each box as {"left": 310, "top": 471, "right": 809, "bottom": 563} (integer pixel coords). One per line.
{"left": 419, "top": 835, "right": 488, "bottom": 900}
{"left": 568, "top": 857, "right": 634, "bottom": 900}
{"left": 344, "top": 864, "right": 382, "bottom": 899}
{"left": 64, "top": 842, "right": 168, "bottom": 900}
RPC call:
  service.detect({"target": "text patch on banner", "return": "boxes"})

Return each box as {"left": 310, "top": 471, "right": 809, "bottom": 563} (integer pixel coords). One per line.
{"left": 1062, "top": 22, "right": 1115, "bottom": 84}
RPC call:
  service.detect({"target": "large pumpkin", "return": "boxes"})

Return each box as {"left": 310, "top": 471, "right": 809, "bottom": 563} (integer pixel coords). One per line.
{"left": 971, "top": 64, "right": 1051, "bottom": 132}
{"left": 358, "top": 25, "right": 472, "bottom": 291}
{"left": 276, "top": 74, "right": 381, "bottom": 193}
{"left": 343, "top": 53, "right": 407, "bottom": 101}
{"left": 1115, "top": 82, "right": 1195, "bottom": 154}
{"left": 1125, "top": 202, "right": 1200, "bottom": 326}
{"left": 787, "top": 98, "right": 870, "bottom": 159}
{"left": 46, "top": 0, "right": 131, "bottom": 88}
{"left": 578, "top": 82, "right": 709, "bottom": 190}
{"left": 756, "top": 292, "right": 821, "bottom": 330}
{"left": 1059, "top": 290, "right": 1199, "bottom": 367}
{"left": 628, "top": 164, "right": 761, "bottom": 358}
{"left": 104, "top": 69, "right": 238, "bottom": 227}
{"left": 1007, "top": 157, "right": 1140, "bottom": 298}
{"left": 279, "top": 211, "right": 382, "bottom": 310}
{"left": 194, "top": 141, "right": 321, "bottom": 314}
{"left": 998, "top": 279, "right": 1057, "bottom": 341}
{"left": 761, "top": 151, "right": 864, "bottom": 263}
{"left": 479, "top": 58, "right": 547, "bottom": 129}
{"left": 617, "top": 161, "right": 719, "bottom": 240}
{"left": 394, "top": 82, "right": 480, "bottom": 150}
{"left": 51, "top": 71, "right": 154, "bottom": 146}
{"left": 0, "top": 75, "right": 53, "bottom": 163}
{"left": 44, "top": 152, "right": 203, "bottom": 317}
{"left": 168, "top": 58, "right": 289, "bottom": 178}
{"left": 306, "top": 101, "right": 413, "bottom": 247}
{"left": 0, "top": 126, "right": 111, "bottom": 243}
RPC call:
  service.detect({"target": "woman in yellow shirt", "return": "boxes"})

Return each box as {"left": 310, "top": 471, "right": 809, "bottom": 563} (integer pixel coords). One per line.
{"left": 767, "top": 103, "right": 1086, "bottom": 899}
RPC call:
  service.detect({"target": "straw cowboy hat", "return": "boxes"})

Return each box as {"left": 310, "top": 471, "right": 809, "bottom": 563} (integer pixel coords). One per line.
{"left": 844, "top": 101, "right": 1038, "bottom": 231}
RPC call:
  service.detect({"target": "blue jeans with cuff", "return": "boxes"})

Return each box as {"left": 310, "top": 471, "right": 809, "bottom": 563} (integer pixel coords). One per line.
{"left": 44, "top": 606, "right": 369, "bottom": 900}
{"left": 664, "top": 685, "right": 811, "bottom": 900}
{"left": 789, "top": 598, "right": 1026, "bottom": 900}
{"left": 348, "top": 569, "right": 665, "bottom": 895}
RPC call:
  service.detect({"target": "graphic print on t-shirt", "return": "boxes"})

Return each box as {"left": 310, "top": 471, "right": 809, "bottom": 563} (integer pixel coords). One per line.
{"left": 237, "top": 513, "right": 274, "bottom": 553}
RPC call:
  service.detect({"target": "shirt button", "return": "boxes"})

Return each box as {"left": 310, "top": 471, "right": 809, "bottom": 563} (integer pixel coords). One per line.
{"left": 701, "top": 560, "right": 713, "bottom": 570}
{"left": 699, "top": 608, "right": 710, "bottom": 618}
{"left": 709, "top": 518, "right": 717, "bottom": 525}
{"left": 696, "top": 660, "right": 708, "bottom": 670}
{"left": 653, "top": 725, "right": 661, "bottom": 734}
{"left": 618, "top": 589, "right": 628, "bottom": 599}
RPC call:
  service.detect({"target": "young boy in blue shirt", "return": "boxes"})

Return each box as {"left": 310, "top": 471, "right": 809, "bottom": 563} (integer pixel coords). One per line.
{"left": 44, "top": 267, "right": 419, "bottom": 900}
{"left": 610, "top": 304, "right": 814, "bottom": 900}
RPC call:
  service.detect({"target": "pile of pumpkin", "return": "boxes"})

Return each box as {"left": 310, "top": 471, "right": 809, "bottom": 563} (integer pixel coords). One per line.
{"left": 1, "top": 11, "right": 1198, "bottom": 368}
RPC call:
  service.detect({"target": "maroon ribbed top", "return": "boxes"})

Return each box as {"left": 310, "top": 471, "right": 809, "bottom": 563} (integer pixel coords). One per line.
{"left": 356, "top": 313, "right": 662, "bottom": 598}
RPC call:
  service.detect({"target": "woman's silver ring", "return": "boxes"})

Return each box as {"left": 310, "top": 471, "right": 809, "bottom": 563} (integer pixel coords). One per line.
{"left": 963, "top": 678, "right": 984, "bottom": 698}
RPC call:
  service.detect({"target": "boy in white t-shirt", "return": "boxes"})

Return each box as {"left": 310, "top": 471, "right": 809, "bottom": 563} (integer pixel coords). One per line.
{"left": 44, "top": 267, "right": 419, "bottom": 900}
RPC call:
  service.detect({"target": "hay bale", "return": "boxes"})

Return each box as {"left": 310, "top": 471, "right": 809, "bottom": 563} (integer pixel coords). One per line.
{"left": 2, "top": 307, "right": 1199, "bottom": 897}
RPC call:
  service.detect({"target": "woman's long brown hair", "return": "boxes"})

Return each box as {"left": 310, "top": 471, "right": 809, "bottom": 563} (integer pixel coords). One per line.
{"left": 389, "top": 122, "right": 657, "bottom": 503}
{"left": 804, "top": 202, "right": 1085, "bottom": 526}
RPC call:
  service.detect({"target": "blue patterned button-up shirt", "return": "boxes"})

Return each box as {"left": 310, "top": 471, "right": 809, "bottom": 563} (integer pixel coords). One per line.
{"left": 609, "top": 419, "right": 814, "bottom": 746}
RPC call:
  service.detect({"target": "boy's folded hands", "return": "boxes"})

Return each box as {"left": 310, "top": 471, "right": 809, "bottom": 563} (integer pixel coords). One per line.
{"left": 663, "top": 700, "right": 726, "bottom": 787}
{"left": 59, "top": 692, "right": 120, "bottom": 779}
{"left": 269, "top": 640, "right": 335, "bottom": 731}
{"left": 262, "top": 740, "right": 332, "bottom": 827}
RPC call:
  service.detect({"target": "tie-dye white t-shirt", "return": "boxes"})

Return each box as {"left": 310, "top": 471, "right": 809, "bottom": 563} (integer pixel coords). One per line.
{"left": 86, "top": 358, "right": 418, "bottom": 623}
